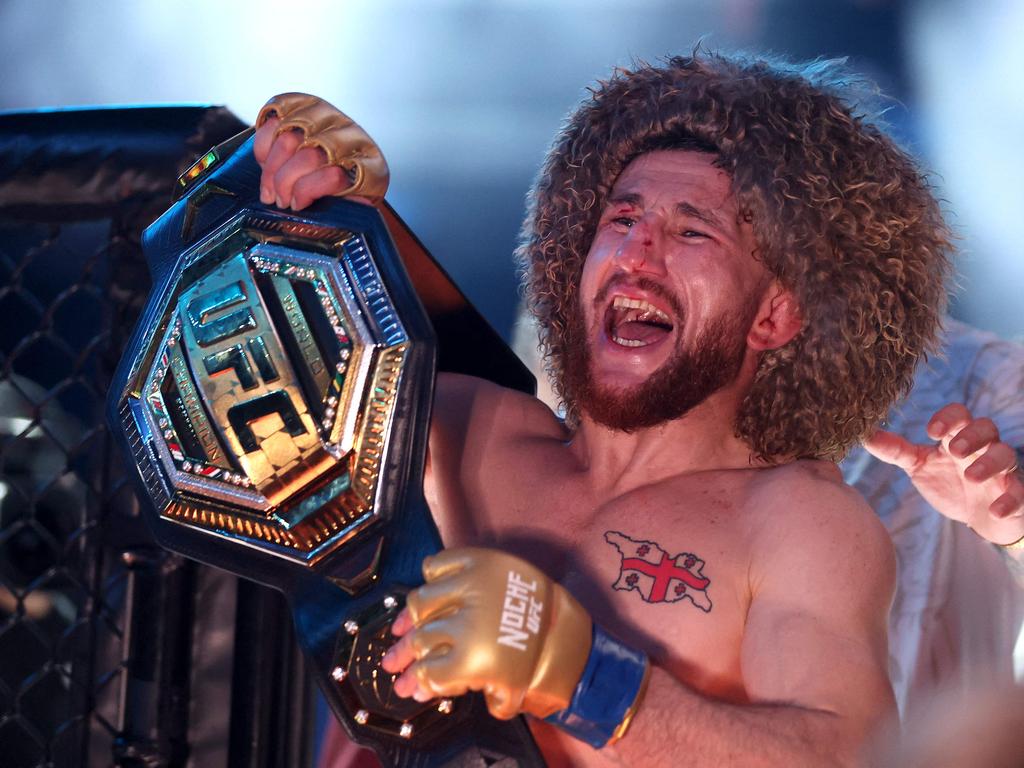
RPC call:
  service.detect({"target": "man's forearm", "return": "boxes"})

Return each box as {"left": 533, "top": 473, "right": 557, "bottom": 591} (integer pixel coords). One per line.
{"left": 607, "top": 668, "right": 871, "bottom": 768}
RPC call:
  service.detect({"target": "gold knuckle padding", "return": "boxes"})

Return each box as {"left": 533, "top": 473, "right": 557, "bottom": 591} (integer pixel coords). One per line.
{"left": 255, "top": 92, "right": 390, "bottom": 202}
{"left": 404, "top": 547, "right": 593, "bottom": 721}
{"left": 405, "top": 552, "right": 473, "bottom": 626}
{"left": 421, "top": 549, "right": 474, "bottom": 582}
{"left": 407, "top": 621, "right": 456, "bottom": 659}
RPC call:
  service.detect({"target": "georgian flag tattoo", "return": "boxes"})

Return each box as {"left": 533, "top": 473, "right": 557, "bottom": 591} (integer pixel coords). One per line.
{"left": 604, "top": 531, "right": 712, "bottom": 612}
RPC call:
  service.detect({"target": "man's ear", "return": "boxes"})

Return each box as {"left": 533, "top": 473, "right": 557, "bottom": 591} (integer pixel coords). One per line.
{"left": 747, "top": 281, "right": 803, "bottom": 351}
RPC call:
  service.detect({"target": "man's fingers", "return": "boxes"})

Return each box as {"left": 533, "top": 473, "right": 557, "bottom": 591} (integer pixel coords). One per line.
{"left": 991, "top": 497, "right": 1024, "bottom": 520}
{"left": 390, "top": 607, "right": 414, "bottom": 637}
{"left": 382, "top": 620, "right": 454, "bottom": 674}
{"left": 392, "top": 667, "right": 428, "bottom": 700}
{"left": 947, "top": 417, "right": 999, "bottom": 459}
{"left": 863, "top": 428, "right": 927, "bottom": 471}
{"left": 390, "top": 644, "right": 464, "bottom": 701}
{"left": 990, "top": 473, "right": 1024, "bottom": 519}
{"left": 273, "top": 146, "right": 327, "bottom": 208}
{"left": 393, "top": 665, "right": 455, "bottom": 702}
{"left": 408, "top": 653, "right": 467, "bottom": 701}
{"left": 926, "top": 403, "right": 972, "bottom": 441}
{"left": 964, "top": 442, "right": 1018, "bottom": 483}
{"left": 382, "top": 631, "right": 416, "bottom": 674}
{"left": 259, "top": 128, "right": 304, "bottom": 205}
{"left": 405, "top": 578, "right": 462, "bottom": 628}
{"left": 290, "top": 166, "right": 356, "bottom": 210}
{"left": 253, "top": 115, "right": 280, "bottom": 164}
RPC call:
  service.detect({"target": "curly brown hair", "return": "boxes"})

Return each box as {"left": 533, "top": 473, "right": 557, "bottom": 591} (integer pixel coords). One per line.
{"left": 515, "top": 51, "right": 952, "bottom": 461}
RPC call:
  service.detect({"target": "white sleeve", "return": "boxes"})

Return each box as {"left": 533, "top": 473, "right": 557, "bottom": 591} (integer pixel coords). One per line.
{"left": 962, "top": 337, "right": 1024, "bottom": 450}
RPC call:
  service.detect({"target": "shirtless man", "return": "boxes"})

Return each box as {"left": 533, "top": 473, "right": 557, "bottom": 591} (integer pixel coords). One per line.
{"left": 254, "top": 53, "right": 951, "bottom": 766}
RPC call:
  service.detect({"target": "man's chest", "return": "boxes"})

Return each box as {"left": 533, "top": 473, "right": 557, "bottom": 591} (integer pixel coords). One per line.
{"left": 457, "top": 464, "right": 757, "bottom": 699}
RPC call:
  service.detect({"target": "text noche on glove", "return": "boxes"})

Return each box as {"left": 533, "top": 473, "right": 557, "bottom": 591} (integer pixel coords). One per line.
{"left": 393, "top": 547, "right": 650, "bottom": 748}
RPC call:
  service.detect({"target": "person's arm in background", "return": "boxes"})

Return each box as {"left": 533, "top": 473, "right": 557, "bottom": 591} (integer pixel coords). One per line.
{"left": 864, "top": 338, "right": 1024, "bottom": 584}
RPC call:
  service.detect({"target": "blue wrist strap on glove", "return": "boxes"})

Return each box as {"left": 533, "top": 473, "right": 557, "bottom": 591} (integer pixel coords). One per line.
{"left": 544, "top": 624, "right": 649, "bottom": 749}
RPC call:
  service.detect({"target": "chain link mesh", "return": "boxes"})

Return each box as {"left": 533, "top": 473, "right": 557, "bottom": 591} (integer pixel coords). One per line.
{"left": 0, "top": 210, "right": 154, "bottom": 767}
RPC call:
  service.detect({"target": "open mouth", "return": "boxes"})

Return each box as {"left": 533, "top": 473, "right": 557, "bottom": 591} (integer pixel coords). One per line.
{"left": 604, "top": 295, "right": 675, "bottom": 348}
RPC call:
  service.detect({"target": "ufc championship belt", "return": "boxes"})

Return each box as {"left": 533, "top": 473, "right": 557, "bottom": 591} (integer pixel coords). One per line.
{"left": 107, "top": 129, "right": 545, "bottom": 767}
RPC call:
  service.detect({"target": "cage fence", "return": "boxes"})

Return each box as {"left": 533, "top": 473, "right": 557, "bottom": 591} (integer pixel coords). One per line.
{"left": 0, "top": 107, "right": 313, "bottom": 768}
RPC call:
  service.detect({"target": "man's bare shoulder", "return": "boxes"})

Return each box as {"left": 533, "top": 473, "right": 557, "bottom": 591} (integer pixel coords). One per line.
{"left": 747, "top": 459, "right": 891, "bottom": 543}
{"left": 433, "top": 372, "right": 569, "bottom": 443}
{"left": 745, "top": 459, "right": 896, "bottom": 608}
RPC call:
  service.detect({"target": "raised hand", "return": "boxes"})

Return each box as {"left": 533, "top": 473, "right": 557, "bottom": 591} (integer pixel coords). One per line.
{"left": 253, "top": 93, "right": 389, "bottom": 210}
{"left": 863, "top": 403, "right": 1023, "bottom": 546}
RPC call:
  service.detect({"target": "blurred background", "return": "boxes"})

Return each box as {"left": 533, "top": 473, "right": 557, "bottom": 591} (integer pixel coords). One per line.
{"left": 1, "top": 0, "right": 1022, "bottom": 345}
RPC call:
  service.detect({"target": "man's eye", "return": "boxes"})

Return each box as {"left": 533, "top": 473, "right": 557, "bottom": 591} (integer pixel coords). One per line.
{"left": 611, "top": 216, "right": 635, "bottom": 228}
{"left": 680, "top": 229, "right": 709, "bottom": 239}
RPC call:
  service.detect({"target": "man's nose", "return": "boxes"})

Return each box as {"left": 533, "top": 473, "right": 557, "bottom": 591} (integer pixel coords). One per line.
{"left": 612, "top": 219, "right": 665, "bottom": 275}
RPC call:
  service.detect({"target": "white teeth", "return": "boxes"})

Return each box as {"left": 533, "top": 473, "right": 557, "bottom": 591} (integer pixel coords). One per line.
{"left": 611, "top": 335, "right": 648, "bottom": 347}
{"left": 611, "top": 295, "right": 670, "bottom": 323}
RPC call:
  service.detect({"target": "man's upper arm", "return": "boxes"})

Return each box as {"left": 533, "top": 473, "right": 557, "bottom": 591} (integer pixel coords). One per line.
{"left": 426, "top": 373, "right": 557, "bottom": 544}
{"left": 425, "top": 373, "right": 497, "bottom": 543}
{"left": 428, "top": 373, "right": 483, "bottom": 464}
{"left": 742, "top": 480, "right": 896, "bottom": 741}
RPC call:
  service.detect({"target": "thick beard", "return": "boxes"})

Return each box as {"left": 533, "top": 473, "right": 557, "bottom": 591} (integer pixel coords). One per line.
{"left": 562, "top": 307, "right": 752, "bottom": 433}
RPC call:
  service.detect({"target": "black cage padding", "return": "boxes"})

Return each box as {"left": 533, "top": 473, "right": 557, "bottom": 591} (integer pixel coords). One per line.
{"left": 0, "top": 106, "right": 312, "bottom": 768}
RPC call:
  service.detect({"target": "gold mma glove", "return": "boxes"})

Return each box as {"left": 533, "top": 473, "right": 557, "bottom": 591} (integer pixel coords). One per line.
{"left": 401, "top": 547, "right": 650, "bottom": 749}
{"left": 256, "top": 92, "right": 390, "bottom": 203}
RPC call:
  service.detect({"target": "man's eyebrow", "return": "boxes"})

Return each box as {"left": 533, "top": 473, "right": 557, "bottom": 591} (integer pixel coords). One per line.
{"left": 606, "top": 194, "right": 728, "bottom": 230}
{"left": 606, "top": 192, "right": 643, "bottom": 208}
{"left": 675, "top": 201, "right": 726, "bottom": 229}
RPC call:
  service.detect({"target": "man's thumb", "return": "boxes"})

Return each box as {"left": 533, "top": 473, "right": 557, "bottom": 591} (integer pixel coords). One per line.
{"left": 862, "top": 428, "right": 925, "bottom": 471}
